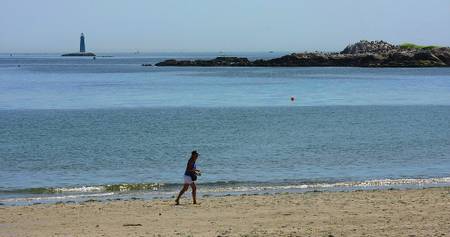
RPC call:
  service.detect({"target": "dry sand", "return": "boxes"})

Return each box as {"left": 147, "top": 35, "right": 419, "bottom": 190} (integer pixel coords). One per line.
{"left": 1, "top": 187, "right": 449, "bottom": 236}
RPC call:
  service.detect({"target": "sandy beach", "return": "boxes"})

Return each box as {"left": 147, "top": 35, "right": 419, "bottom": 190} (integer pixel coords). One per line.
{"left": 1, "top": 187, "right": 449, "bottom": 236}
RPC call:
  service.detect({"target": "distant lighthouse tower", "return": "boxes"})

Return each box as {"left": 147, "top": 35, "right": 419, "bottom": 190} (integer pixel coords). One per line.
{"left": 61, "top": 33, "right": 95, "bottom": 56}
{"left": 80, "top": 33, "right": 86, "bottom": 53}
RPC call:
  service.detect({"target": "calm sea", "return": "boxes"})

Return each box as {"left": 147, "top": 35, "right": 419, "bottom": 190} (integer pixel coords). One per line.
{"left": 1, "top": 53, "right": 450, "bottom": 205}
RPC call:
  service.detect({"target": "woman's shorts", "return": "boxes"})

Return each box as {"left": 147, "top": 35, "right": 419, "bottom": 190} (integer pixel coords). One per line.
{"left": 184, "top": 175, "right": 194, "bottom": 184}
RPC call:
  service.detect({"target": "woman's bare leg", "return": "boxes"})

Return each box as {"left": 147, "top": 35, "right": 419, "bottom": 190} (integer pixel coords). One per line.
{"left": 175, "top": 184, "right": 190, "bottom": 205}
{"left": 190, "top": 182, "right": 197, "bottom": 204}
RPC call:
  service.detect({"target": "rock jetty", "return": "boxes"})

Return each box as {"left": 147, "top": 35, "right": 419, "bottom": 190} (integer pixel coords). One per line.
{"left": 62, "top": 52, "right": 96, "bottom": 57}
{"left": 152, "top": 40, "right": 450, "bottom": 67}
{"left": 155, "top": 57, "right": 252, "bottom": 67}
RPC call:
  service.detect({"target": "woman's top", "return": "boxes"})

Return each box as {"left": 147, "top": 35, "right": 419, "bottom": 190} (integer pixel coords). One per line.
{"left": 184, "top": 160, "right": 196, "bottom": 176}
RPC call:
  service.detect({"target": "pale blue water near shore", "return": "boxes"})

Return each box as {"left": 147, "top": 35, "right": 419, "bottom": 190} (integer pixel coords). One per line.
{"left": 1, "top": 53, "right": 450, "bottom": 205}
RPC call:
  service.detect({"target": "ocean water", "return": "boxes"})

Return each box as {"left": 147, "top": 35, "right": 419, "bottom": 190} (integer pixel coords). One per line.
{"left": 1, "top": 53, "right": 450, "bottom": 205}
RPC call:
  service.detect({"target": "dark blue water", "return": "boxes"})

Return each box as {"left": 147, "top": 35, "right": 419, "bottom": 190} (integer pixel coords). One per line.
{"left": 1, "top": 54, "right": 450, "bottom": 205}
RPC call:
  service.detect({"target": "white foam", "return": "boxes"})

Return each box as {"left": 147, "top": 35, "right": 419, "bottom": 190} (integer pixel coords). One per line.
{"left": 53, "top": 186, "right": 105, "bottom": 192}
{"left": 200, "top": 177, "right": 450, "bottom": 193}
{"left": 0, "top": 192, "right": 115, "bottom": 203}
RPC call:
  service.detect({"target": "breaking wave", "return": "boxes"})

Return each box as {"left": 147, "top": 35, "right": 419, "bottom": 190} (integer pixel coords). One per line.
{"left": 1, "top": 177, "right": 449, "bottom": 196}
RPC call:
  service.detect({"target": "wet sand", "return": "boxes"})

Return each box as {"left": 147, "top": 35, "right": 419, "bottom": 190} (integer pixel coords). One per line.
{"left": 1, "top": 187, "right": 449, "bottom": 236}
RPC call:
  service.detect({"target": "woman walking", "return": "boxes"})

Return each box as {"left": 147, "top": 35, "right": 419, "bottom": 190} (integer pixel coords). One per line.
{"left": 175, "top": 150, "right": 201, "bottom": 205}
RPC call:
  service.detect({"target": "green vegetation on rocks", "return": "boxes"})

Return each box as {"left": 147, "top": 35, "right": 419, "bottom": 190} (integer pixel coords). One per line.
{"left": 400, "top": 43, "right": 440, "bottom": 50}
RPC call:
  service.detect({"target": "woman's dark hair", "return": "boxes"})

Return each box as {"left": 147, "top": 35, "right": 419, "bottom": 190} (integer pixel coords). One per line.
{"left": 191, "top": 150, "right": 198, "bottom": 156}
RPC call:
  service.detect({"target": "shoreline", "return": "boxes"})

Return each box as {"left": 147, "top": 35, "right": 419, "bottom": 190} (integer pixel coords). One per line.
{"left": 1, "top": 187, "right": 449, "bottom": 236}
{"left": 2, "top": 176, "right": 450, "bottom": 206}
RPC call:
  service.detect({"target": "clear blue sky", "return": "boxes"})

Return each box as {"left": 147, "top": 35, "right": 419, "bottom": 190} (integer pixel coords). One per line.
{"left": 1, "top": 0, "right": 450, "bottom": 53}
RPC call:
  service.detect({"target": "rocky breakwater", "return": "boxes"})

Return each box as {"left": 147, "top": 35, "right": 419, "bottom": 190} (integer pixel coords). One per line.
{"left": 155, "top": 57, "right": 252, "bottom": 67}
{"left": 61, "top": 52, "right": 96, "bottom": 57}
{"left": 152, "top": 40, "right": 450, "bottom": 67}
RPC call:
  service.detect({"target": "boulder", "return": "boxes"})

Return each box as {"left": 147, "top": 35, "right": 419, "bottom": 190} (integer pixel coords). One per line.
{"left": 341, "top": 40, "right": 398, "bottom": 54}
{"left": 430, "top": 47, "right": 450, "bottom": 65}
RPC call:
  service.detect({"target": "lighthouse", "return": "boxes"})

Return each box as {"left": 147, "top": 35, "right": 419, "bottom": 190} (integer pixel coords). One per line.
{"left": 62, "top": 33, "right": 95, "bottom": 56}
{"left": 80, "top": 33, "right": 86, "bottom": 53}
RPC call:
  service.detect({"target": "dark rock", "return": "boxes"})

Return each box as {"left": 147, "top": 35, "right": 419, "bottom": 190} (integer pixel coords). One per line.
{"left": 431, "top": 47, "right": 450, "bottom": 65}
{"left": 414, "top": 50, "right": 440, "bottom": 61}
{"left": 141, "top": 63, "right": 152, "bottom": 66}
{"left": 383, "top": 51, "right": 446, "bottom": 67}
{"left": 156, "top": 59, "right": 179, "bottom": 66}
{"left": 155, "top": 57, "right": 251, "bottom": 67}
{"left": 83, "top": 199, "right": 100, "bottom": 203}
{"left": 62, "top": 52, "right": 96, "bottom": 57}
{"left": 123, "top": 223, "right": 142, "bottom": 227}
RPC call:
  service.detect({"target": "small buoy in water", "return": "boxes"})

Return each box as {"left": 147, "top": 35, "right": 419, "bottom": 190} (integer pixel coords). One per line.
{"left": 290, "top": 96, "right": 295, "bottom": 102}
